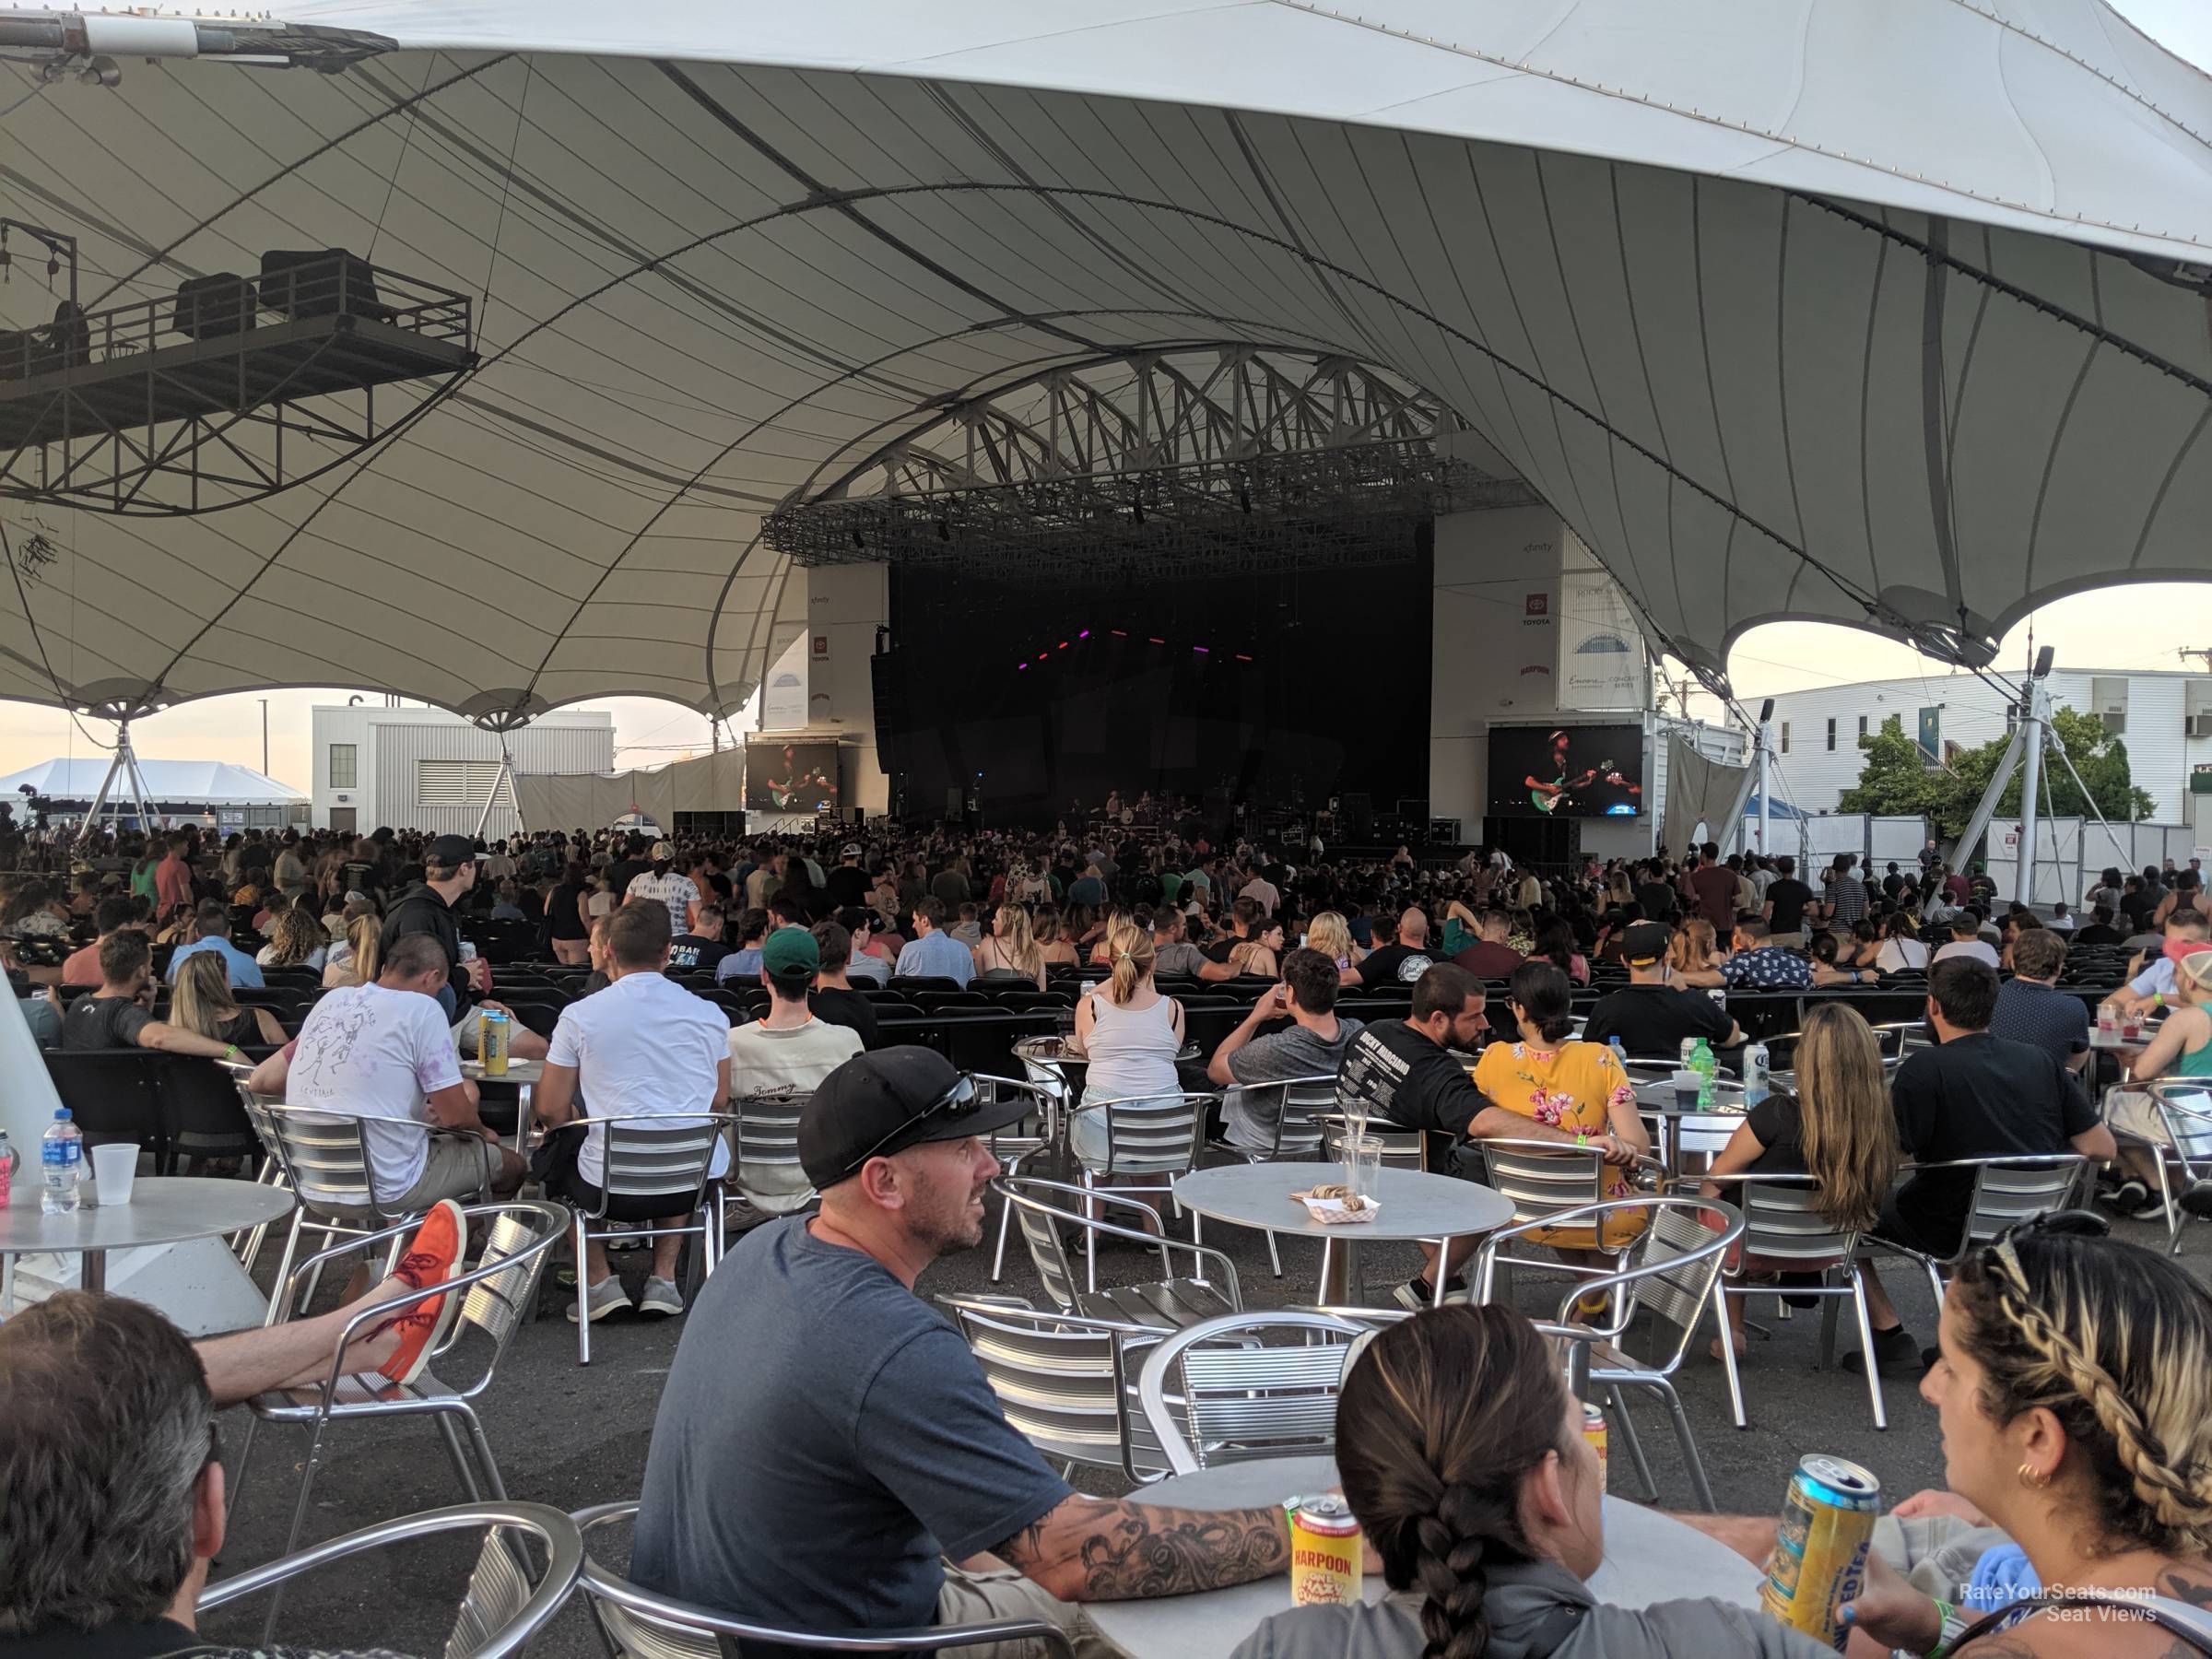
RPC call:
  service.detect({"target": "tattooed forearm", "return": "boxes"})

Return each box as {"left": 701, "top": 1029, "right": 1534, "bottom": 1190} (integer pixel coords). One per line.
{"left": 992, "top": 1496, "right": 1288, "bottom": 1602}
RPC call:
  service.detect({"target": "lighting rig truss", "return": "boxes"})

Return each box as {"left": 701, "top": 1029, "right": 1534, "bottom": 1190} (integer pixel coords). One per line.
{"left": 764, "top": 347, "right": 1537, "bottom": 580}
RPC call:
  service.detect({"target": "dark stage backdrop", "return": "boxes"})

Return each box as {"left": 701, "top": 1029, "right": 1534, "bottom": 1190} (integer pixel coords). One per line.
{"left": 885, "top": 528, "right": 1432, "bottom": 824}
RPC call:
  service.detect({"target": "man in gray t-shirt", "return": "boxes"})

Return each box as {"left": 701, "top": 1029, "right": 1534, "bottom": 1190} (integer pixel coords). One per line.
{"left": 632, "top": 1048, "right": 1293, "bottom": 1655}
{"left": 1150, "top": 909, "right": 1210, "bottom": 980}
{"left": 1206, "top": 948, "right": 1365, "bottom": 1151}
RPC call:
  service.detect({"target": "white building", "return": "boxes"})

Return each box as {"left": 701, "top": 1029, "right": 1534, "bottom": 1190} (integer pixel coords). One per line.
{"left": 311, "top": 703, "right": 614, "bottom": 839}
{"left": 1759, "top": 669, "right": 2212, "bottom": 831}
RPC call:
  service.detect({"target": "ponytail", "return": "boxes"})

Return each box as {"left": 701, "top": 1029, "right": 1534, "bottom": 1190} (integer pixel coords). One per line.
{"left": 348, "top": 912, "right": 382, "bottom": 985}
{"left": 1105, "top": 915, "right": 1153, "bottom": 1006}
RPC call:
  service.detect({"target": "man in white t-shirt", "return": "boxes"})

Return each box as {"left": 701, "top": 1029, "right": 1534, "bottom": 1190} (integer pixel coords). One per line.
{"left": 727, "top": 928, "right": 864, "bottom": 1206}
{"left": 535, "top": 900, "right": 732, "bottom": 1324}
{"left": 626, "top": 843, "right": 701, "bottom": 937}
{"left": 1932, "top": 911, "right": 2002, "bottom": 969}
{"left": 278, "top": 933, "right": 523, "bottom": 1292}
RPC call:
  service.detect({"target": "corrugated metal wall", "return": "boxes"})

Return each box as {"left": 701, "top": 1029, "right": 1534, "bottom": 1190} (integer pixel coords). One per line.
{"left": 367, "top": 719, "right": 614, "bottom": 839}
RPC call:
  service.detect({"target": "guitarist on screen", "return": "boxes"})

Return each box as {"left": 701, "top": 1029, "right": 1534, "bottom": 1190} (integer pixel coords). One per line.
{"left": 1524, "top": 728, "right": 1630, "bottom": 814}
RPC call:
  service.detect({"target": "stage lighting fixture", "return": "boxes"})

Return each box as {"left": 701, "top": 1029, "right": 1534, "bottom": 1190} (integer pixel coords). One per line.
{"left": 2032, "top": 645, "right": 2054, "bottom": 679}
{"left": 1759, "top": 698, "right": 1775, "bottom": 724}
{"left": 1057, "top": 640, "right": 1068, "bottom": 650}
{"left": 78, "top": 55, "right": 121, "bottom": 87}
{"left": 935, "top": 515, "right": 950, "bottom": 540}
{"left": 1193, "top": 645, "right": 1210, "bottom": 654}
{"left": 1078, "top": 629, "right": 1090, "bottom": 639}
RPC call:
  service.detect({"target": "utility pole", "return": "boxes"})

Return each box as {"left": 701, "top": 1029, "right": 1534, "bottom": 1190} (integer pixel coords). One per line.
{"left": 258, "top": 699, "right": 269, "bottom": 775}
{"left": 2181, "top": 647, "right": 2212, "bottom": 672}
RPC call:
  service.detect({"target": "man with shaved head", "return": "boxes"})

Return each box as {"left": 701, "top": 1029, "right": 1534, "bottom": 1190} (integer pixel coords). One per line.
{"left": 1355, "top": 906, "right": 1436, "bottom": 988}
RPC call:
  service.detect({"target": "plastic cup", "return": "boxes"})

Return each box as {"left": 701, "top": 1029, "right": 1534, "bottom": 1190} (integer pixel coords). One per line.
{"left": 1339, "top": 1134, "right": 1383, "bottom": 1200}
{"left": 90, "top": 1143, "right": 137, "bottom": 1207}
{"left": 1671, "top": 1069, "right": 1700, "bottom": 1109}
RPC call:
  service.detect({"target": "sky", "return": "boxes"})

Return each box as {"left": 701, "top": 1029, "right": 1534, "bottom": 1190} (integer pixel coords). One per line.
{"left": 0, "top": 0, "right": 2204, "bottom": 792}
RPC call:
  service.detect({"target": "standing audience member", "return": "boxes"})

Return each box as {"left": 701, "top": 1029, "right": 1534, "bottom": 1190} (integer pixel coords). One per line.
{"left": 535, "top": 900, "right": 733, "bottom": 1324}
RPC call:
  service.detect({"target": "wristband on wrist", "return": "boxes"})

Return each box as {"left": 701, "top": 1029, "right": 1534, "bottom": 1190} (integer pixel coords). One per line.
{"left": 1927, "top": 1597, "right": 1970, "bottom": 1659}
{"left": 222, "top": 1042, "right": 238, "bottom": 1061}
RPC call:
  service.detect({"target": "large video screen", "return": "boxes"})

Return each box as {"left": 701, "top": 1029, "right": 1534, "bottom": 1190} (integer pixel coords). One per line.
{"left": 747, "top": 743, "right": 840, "bottom": 813}
{"left": 1488, "top": 724, "right": 1645, "bottom": 818}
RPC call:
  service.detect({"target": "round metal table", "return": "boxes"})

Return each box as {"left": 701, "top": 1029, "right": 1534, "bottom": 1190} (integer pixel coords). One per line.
{"left": 1086, "top": 1454, "right": 1765, "bottom": 1659}
{"left": 1173, "top": 1162, "right": 1513, "bottom": 1306}
{"left": 462, "top": 1055, "right": 544, "bottom": 1147}
{"left": 0, "top": 1175, "right": 295, "bottom": 1291}
{"left": 1631, "top": 1079, "right": 1754, "bottom": 1179}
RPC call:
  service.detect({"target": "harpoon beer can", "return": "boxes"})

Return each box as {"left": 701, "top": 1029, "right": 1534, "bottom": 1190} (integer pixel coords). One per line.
{"left": 1288, "top": 1496, "right": 1363, "bottom": 1606}
{"left": 1759, "top": 1454, "right": 1879, "bottom": 1651}
{"left": 480, "top": 1009, "right": 510, "bottom": 1076}
{"left": 1581, "top": 1401, "right": 1607, "bottom": 1492}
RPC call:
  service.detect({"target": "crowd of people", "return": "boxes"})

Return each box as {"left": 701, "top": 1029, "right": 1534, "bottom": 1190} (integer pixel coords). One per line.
{"left": 4, "top": 816, "right": 2212, "bottom": 1656}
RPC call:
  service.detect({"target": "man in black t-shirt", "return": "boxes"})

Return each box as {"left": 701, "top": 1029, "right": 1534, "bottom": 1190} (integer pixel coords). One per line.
{"left": 60, "top": 930, "right": 236, "bottom": 1061}
{"left": 2072, "top": 904, "right": 2125, "bottom": 946}
{"left": 667, "top": 903, "right": 733, "bottom": 974}
{"left": 1355, "top": 907, "right": 1436, "bottom": 988}
{"left": 1848, "top": 959, "right": 2112, "bottom": 1378}
{"left": 1581, "top": 922, "right": 1742, "bottom": 1058}
{"left": 1761, "top": 856, "right": 1814, "bottom": 947}
{"left": 1336, "top": 963, "right": 1630, "bottom": 1307}
{"left": 825, "top": 845, "right": 871, "bottom": 911}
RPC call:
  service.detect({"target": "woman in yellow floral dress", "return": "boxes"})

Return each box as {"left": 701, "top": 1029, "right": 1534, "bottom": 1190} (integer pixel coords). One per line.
{"left": 1472, "top": 961, "right": 1653, "bottom": 1273}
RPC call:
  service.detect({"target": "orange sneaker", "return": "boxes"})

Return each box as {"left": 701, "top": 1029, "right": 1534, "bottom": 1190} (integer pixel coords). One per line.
{"left": 377, "top": 1200, "right": 466, "bottom": 1385}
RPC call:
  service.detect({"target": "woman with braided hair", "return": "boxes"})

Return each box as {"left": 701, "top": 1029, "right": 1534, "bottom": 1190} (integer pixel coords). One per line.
{"left": 1832, "top": 1210, "right": 2212, "bottom": 1656}
{"left": 1231, "top": 1304, "right": 1834, "bottom": 1659}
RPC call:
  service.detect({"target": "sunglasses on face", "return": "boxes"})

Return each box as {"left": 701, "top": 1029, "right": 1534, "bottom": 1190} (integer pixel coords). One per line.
{"left": 834, "top": 1071, "right": 982, "bottom": 1182}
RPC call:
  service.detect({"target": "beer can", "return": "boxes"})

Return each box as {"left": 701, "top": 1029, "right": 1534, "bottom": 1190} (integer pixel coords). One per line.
{"left": 1288, "top": 1496, "right": 1363, "bottom": 1606}
{"left": 458, "top": 941, "right": 477, "bottom": 962}
{"left": 1581, "top": 1401, "right": 1607, "bottom": 1492}
{"left": 1680, "top": 1036, "right": 1700, "bottom": 1066}
{"left": 481, "top": 1009, "right": 510, "bottom": 1076}
{"left": 1759, "top": 1455, "right": 1879, "bottom": 1651}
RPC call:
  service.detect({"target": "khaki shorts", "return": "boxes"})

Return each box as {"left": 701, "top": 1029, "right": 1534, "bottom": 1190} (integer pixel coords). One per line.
{"left": 391, "top": 1133, "right": 503, "bottom": 1212}
{"left": 2107, "top": 1088, "right": 2172, "bottom": 1147}
{"left": 936, "top": 1559, "right": 1110, "bottom": 1658}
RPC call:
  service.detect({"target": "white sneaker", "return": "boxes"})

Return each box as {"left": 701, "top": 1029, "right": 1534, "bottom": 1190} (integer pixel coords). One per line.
{"left": 568, "top": 1276, "right": 629, "bottom": 1324}
{"left": 638, "top": 1276, "right": 685, "bottom": 1318}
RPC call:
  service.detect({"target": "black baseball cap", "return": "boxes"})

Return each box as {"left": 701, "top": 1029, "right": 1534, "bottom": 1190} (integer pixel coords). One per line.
{"left": 426, "top": 834, "right": 477, "bottom": 870}
{"left": 797, "top": 1049, "right": 1032, "bottom": 1189}
{"left": 1621, "top": 920, "right": 1673, "bottom": 966}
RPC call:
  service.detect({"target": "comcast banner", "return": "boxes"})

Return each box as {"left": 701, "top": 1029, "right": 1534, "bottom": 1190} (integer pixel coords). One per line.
{"left": 1557, "top": 531, "right": 1648, "bottom": 711}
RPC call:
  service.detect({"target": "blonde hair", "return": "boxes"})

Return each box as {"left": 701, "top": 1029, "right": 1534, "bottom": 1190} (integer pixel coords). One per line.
{"left": 1673, "top": 918, "right": 1721, "bottom": 971}
{"left": 339, "top": 912, "right": 382, "bottom": 986}
{"left": 1957, "top": 1220, "right": 2212, "bottom": 1559}
{"left": 262, "top": 907, "right": 325, "bottom": 967}
{"left": 1104, "top": 914, "right": 1155, "bottom": 1006}
{"left": 1792, "top": 1003, "right": 1900, "bottom": 1231}
{"left": 1306, "top": 911, "right": 1353, "bottom": 963}
{"left": 991, "top": 904, "right": 1044, "bottom": 981}
{"left": 170, "top": 952, "right": 241, "bottom": 1040}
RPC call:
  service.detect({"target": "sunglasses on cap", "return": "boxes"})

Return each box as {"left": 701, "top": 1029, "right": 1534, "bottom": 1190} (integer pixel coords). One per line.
{"left": 833, "top": 1070, "right": 984, "bottom": 1182}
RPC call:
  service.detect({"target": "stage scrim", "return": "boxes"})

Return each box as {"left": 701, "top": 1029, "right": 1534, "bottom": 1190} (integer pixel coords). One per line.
{"left": 513, "top": 749, "right": 744, "bottom": 830}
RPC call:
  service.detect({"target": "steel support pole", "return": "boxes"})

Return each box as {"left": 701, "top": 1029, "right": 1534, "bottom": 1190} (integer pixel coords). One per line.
{"left": 1947, "top": 726, "right": 2026, "bottom": 880}
{"left": 1758, "top": 720, "right": 1773, "bottom": 855}
{"left": 2015, "top": 681, "right": 2051, "bottom": 907}
{"left": 74, "top": 743, "right": 124, "bottom": 844}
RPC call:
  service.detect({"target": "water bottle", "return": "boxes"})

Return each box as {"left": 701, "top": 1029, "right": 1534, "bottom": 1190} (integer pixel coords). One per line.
{"left": 1607, "top": 1035, "right": 1626, "bottom": 1065}
{"left": 1743, "top": 1041, "right": 1770, "bottom": 1108}
{"left": 0, "top": 1128, "right": 12, "bottom": 1208}
{"left": 41, "top": 1109, "right": 82, "bottom": 1216}
{"left": 1688, "top": 1039, "right": 1717, "bottom": 1109}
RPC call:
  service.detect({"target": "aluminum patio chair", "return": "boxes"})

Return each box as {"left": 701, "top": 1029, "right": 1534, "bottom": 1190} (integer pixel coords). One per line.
{"left": 1135, "top": 1309, "right": 1371, "bottom": 1475}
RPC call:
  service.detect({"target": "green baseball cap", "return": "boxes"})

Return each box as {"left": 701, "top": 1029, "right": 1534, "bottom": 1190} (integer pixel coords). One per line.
{"left": 761, "top": 925, "right": 820, "bottom": 983}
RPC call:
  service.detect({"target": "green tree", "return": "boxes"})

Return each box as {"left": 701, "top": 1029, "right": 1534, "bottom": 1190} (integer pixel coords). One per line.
{"left": 1838, "top": 706, "right": 2154, "bottom": 839}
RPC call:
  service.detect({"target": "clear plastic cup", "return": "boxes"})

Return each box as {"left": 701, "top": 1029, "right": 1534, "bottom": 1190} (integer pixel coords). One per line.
{"left": 1338, "top": 1134, "right": 1383, "bottom": 1200}
{"left": 90, "top": 1143, "right": 136, "bottom": 1206}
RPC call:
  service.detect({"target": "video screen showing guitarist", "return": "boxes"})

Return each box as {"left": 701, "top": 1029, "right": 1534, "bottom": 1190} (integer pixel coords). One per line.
{"left": 1495, "top": 725, "right": 1643, "bottom": 818}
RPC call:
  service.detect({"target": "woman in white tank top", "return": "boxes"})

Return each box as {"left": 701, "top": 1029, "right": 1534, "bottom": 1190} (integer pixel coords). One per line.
{"left": 1070, "top": 916, "right": 1185, "bottom": 1168}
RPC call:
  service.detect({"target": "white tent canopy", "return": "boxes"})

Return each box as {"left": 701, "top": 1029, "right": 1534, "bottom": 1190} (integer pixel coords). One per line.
{"left": 2, "top": 0, "right": 2208, "bottom": 721}
{"left": 0, "top": 758, "right": 306, "bottom": 805}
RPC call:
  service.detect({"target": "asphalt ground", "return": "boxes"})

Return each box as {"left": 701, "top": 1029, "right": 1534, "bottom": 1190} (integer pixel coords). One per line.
{"left": 196, "top": 1176, "right": 2206, "bottom": 1657}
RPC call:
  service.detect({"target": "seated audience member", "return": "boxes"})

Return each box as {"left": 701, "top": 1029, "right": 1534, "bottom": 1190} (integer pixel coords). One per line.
{"left": 1471, "top": 962, "right": 1653, "bottom": 1300}
{"left": 535, "top": 900, "right": 732, "bottom": 1325}
{"left": 2073, "top": 903, "right": 2125, "bottom": 947}
{"left": 60, "top": 895, "right": 137, "bottom": 987}
{"left": 728, "top": 926, "right": 865, "bottom": 1100}
{"left": 1875, "top": 909, "right": 1932, "bottom": 973}
{"left": 254, "top": 903, "right": 328, "bottom": 971}
{"left": 1226, "top": 917, "right": 1288, "bottom": 981}
{"left": 808, "top": 921, "right": 881, "bottom": 1052}
{"left": 1337, "top": 964, "right": 1631, "bottom": 1308}
{"left": 1033, "top": 904, "right": 1081, "bottom": 968}
{"left": 974, "top": 902, "right": 1048, "bottom": 990}
{"left": 1231, "top": 1303, "right": 1847, "bottom": 1659}
{"left": 1357, "top": 907, "right": 1437, "bottom": 988}
{"left": 1933, "top": 909, "right": 2001, "bottom": 968}
{"left": 894, "top": 897, "right": 975, "bottom": 986}
{"left": 2102, "top": 947, "right": 2212, "bottom": 1219}
{"left": 169, "top": 952, "right": 285, "bottom": 1056}
{"left": 1990, "top": 928, "right": 2089, "bottom": 1074}
{"left": 947, "top": 901, "right": 984, "bottom": 949}
{"left": 632, "top": 1048, "right": 1291, "bottom": 1651}
{"left": 837, "top": 907, "right": 892, "bottom": 984}
{"left": 1808, "top": 928, "right": 1878, "bottom": 988}
{"left": 271, "top": 935, "right": 524, "bottom": 1256}
{"left": 667, "top": 901, "right": 733, "bottom": 974}
{"left": 1699, "top": 1002, "right": 1899, "bottom": 1357}
{"left": 1581, "top": 921, "right": 1742, "bottom": 1057}
{"left": 1149, "top": 905, "right": 1211, "bottom": 981}
{"left": 1665, "top": 917, "right": 1729, "bottom": 988}
{"left": 2103, "top": 909, "right": 2211, "bottom": 1019}
{"left": 488, "top": 881, "right": 528, "bottom": 923}
{"left": 1070, "top": 916, "right": 1185, "bottom": 1170}
{"left": 322, "top": 907, "right": 381, "bottom": 988}
{"left": 711, "top": 907, "right": 771, "bottom": 985}
{"left": 1722, "top": 914, "right": 1814, "bottom": 991}
{"left": 1302, "top": 910, "right": 1364, "bottom": 984}
{"left": 1206, "top": 947, "right": 1367, "bottom": 1151}
{"left": 1848, "top": 959, "right": 2113, "bottom": 1377}
{"left": 167, "top": 899, "right": 265, "bottom": 988}
{"left": 60, "top": 931, "right": 242, "bottom": 1061}
{"left": 1448, "top": 908, "right": 1524, "bottom": 981}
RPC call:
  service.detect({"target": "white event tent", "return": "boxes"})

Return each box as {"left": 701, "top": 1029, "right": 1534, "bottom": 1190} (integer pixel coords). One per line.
{"left": 0, "top": 0, "right": 2207, "bottom": 728}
